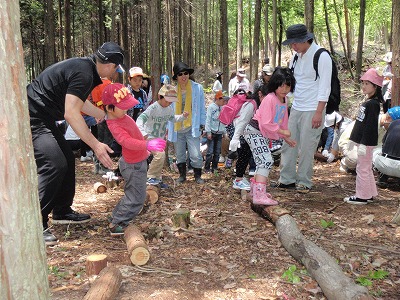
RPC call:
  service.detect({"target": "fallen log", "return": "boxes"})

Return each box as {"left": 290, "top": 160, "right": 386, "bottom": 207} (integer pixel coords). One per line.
{"left": 83, "top": 266, "right": 122, "bottom": 300}
{"left": 124, "top": 224, "right": 150, "bottom": 266}
{"left": 146, "top": 185, "right": 160, "bottom": 204}
{"left": 86, "top": 254, "right": 108, "bottom": 276}
{"left": 250, "top": 203, "right": 371, "bottom": 300}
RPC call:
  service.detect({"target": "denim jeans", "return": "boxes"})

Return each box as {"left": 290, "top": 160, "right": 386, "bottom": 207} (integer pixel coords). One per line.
{"left": 204, "top": 133, "right": 223, "bottom": 171}
{"left": 174, "top": 129, "right": 203, "bottom": 168}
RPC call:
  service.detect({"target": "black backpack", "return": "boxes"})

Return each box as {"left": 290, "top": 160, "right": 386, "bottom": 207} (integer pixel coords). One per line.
{"left": 291, "top": 48, "right": 341, "bottom": 114}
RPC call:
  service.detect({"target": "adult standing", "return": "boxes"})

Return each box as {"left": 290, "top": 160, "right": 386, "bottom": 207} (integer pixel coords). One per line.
{"left": 275, "top": 24, "right": 332, "bottom": 193}
{"left": 28, "top": 42, "right": 125, "bottom": 245}
{"left": 253, "top": 64, "right": 274, "bottom": 94}
{"left": 228, "top": 68, "right": 252, "bottom": 96}
{"left": 167, "top": 62, "right": 206, "bottom": 184}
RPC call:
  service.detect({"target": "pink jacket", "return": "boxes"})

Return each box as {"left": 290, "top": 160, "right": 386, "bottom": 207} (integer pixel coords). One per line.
{"left": 253, "top": 92, "right": 289, "bottom": 140}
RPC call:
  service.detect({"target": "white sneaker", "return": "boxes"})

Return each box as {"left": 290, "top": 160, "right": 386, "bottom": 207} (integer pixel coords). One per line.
{"left": 80, "top": 156, "right": 91, "bottom": 162}
{"left": 86, "top": 150, "right": 94, "bottom": 157}
{"left": 219, "top": 156, "right": 225, "bottom": 163}
{"left": 232, "top": 179, "right": 251, "bottom": 191}
{"left": 248, "top": 169, "right": 256, "bottom": 176}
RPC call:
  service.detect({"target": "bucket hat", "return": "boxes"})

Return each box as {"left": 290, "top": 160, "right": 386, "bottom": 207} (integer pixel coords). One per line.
{"left": 172, "top": 62, "right": 194, "bottom": 80}
{"left": 360, "top": 68, "right": 384, "bottom": 87}
{"left": 282, "top": 24, "right": 314, "bottom": 45}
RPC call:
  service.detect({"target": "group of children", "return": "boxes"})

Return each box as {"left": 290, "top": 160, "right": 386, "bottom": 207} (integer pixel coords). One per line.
{"left": 92, "top": 61, "right": 391, "bottom": 236}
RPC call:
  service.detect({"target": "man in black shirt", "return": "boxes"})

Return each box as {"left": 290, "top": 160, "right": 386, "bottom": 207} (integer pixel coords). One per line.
{"left": 28, "top": 42, "right": 125, "bottom": 245}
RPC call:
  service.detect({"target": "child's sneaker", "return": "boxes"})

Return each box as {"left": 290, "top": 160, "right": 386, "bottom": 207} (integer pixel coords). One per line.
{"left": 219, "top": 156, "right": 225, "bottom": 163}
{"left": 343, "top": 196, "right": 370, "bottom": 205}
{"left": 147, "top": 178, "right": 161, "bottom": 185}
{"left": 80, "top": 156, "right": 91, "bottom": 162}
{"left": 232, "top": 178, "right": 251, "bottom": 191}
{"left": 109, "top": 224, "right": 125, "bottom": 236}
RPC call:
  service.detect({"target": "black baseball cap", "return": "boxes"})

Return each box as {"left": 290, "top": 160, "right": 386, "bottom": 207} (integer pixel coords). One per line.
{"left": 96, "top": 42, "right": 125, "bottom": 67}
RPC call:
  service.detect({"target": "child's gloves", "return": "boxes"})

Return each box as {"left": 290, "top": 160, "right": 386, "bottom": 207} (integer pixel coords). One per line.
{"left": 147, "top": 138, "right": 167, "bottom": 152}
{"left": 357, "top": 144, "right": 367, "bottom": 156}
{"left": 229, "top": 138, "right": 241, "bottom": 151}
{"left": 322, "top": 149, "right": 329, "bottom": 157}
{"left": 326, "top": 153, "right": 335, "bottom": 163}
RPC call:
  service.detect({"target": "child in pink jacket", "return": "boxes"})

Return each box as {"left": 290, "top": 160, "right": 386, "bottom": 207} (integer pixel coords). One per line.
{"left": 244, "top": 67, "right": 296, "bottom": 205}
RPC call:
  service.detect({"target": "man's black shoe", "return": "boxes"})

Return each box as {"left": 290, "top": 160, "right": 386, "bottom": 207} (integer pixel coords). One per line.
{"left": 270, "top": 181, "right": 296, "bottom": 189}
{"left": 52, "top": 210, "right": 91, "bottom": 224}
{"left": 43, "top": 228, "right": 58, "bottom": 246}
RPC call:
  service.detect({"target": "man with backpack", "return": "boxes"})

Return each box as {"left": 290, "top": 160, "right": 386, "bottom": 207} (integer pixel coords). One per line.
{"left": 274, "top": 24, "right": 333, "bottom": 193}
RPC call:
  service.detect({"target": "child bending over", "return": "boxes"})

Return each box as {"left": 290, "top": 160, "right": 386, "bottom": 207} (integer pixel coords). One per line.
{"left": 102, "top": 83, "right": 166, "bottom": 235}
{"left": 244, "top": 67, "right": 296, "bottom": 205}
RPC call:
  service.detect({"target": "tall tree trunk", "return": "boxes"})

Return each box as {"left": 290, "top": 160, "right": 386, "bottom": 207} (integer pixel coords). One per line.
{"left": 252, "top": 0, "right": 262, "bottom": 82}
{"left": 165, "top": 0, "right": 173, "bottom": 74}
{"left": 98, "top": 0, "right": 104, "bottom": 44}
{"left": 64, "top": 0, "right": 71, "bottom": 58}
{"left": 304, "top": 0, "right": 314, "bottom": 33}
{"left": 220, "top": 0, "right": 229, "bottom": 92}
{"left": 355, "top": 0, "right": 366, "bottom": 80}
{"left": 203, "top": 0, "right": 209, "bottom": 87}
{"left": 264, "top": 0, "right": 269, "bottom": 63}
{"left": 44, "top": 0, "right": 56, "bottom": 67}
{"left": 0, "top": 1, "right": 49, "bottom": 298}
{"left": 237, "top": 0, "right": 243, "bottom": 71}
{"left": 58, "top": 0, "right": 64, "bottom": 60}
{"left": 271, "top": 0, "right": 277, "bottom": 67}
{"left": 323, "top": 0, "right": 334, "bottom": 54}
{"left": 248, "top": 2, "right": 252, "bottom": 78}
{"left": 110, "top": 0, "right": 116, "bottom": 42}
{"left": 150, "top": 0, "right": 161, "bottom": 101}
{"left": 391, "top": 0, "right": 400, "bottom": 108}
{"left": 120, "top": 0, "right": 129, "bottom": 70}
{"left": 344, "top": 0, "right": 351, "bottom": 61}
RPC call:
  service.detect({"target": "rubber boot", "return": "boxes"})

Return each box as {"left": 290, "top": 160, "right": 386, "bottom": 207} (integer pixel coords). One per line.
{"left": 177, "top": 163, "right": 187, "bottom": 183}
{"left": 193, "top": 168, "right": 205, "bottom": 184}
{"left": 252, "top": 181, "right": 278, "bottom": 206}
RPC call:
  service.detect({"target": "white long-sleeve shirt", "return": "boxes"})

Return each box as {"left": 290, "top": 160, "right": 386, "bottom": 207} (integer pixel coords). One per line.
{"left": 289, "top": 42, "right": 332, "bottom": 111}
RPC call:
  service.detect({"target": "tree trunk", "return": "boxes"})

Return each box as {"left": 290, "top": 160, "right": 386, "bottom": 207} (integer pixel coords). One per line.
{"left": 58, "top": 0, "right": 64, "bottom": 60}
{"left": 252, "top": 0, "right": 262, "bottom": 82}
{"left": 344, "top": 0, "right": 352, "bottom": 61}
{"left": 203, "top": 0, "right": 209, "bottom": 88}
{"left": 271, "top": 0, "right": 277, "bottom": 67}
{"left": 83, "top": 266, "right": 122, "bottom": 300}
{"left": 165, "top": 0, "right": 174, "bottom": 74}
{"left": 247, "top": 5, "right": 252, "bottom": 79}
{"left": 125, "top": 225, "right": 150, "bottom": 266}
{"left": 391, "top": 0, "right": 400, "bottom": 108}
{"left": 304, "top": 0, "right": 314, "bottom": 34}
{"left": 355, "top": 0, "right": 366, "bottom": 81}
{"left": 323, "top": 0, "right": 335, "bottom": 55}
{"left": 237, "top": 0, "right": 243, "bottom": 71}
{"left": 0, "top": 1, "right": 49, "bottom": 298}
{"left": 64, "top": 0, "right": 72, "bottom": 58}
{"left": 264, "top": 0, "right": 269, "bottom": 62}
{"left": 220, "top": 0, "right": 229, "bottom": 92}
{"left": 44, "top": 0, "right": 56, "bottom": 67}
{"left": 150, "top": 0, "right": 161, "bottom": 102}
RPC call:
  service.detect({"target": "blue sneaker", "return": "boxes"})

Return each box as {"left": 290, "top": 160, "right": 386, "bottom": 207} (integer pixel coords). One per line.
{"left": 159, "top": 181, "right": 169, "bottom": 189}
{"left": 232, "top": 178, "right": 251, "bottom": 191}
{"left": 147, "top": 178, "right": 161, "bottom": 185}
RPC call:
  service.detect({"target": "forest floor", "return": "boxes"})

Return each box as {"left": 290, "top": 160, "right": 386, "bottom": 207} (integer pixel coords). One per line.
{"left": 47, "top": 153, "right": 400, "bottom": 300}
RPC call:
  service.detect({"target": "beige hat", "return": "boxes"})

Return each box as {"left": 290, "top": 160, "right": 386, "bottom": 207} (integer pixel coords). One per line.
{"left": 129, "top": 67, "right": 144, "bottom": 78}
{"left": 158, "top": 84, "right": 178, "bottom": 102}
{"left": 237, "top": 68, "right": 246, "bottom": 77}
{"left": 262, "top": 65, "right": 274, "bottom": 75}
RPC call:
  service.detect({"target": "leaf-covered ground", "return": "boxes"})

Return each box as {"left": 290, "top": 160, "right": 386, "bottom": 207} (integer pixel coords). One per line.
{"left": 48, "top": 155, "right": 400, "bottom": 300}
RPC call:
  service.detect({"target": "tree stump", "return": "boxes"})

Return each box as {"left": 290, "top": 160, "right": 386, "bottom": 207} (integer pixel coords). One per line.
{"left": 172, "top": 208, "right": 191, "bottom": 229}
{"left": 94, "top": 182, "right": 107, "bottom": 193}
{"left": 146, "top": 185, "right": 160, "bottom": 204}
{"left": 124, "top": 225, "right": 150, "bottom": 266}
{"left": 83, "top": 266, "right": 122, "bottom": 300}
{"left": 86, "top": 254, "right": 108, "bottom": 276}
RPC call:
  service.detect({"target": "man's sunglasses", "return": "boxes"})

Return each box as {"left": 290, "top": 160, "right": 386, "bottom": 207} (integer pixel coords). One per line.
{"left": 178, "top": 71, "right": 189, "bottom": 77}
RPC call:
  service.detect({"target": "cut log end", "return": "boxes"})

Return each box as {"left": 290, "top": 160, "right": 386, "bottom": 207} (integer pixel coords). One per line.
{"left": 94, "top": 182, "right": 107, "bottom": 193}
{"left": 86, "top": 254, "right": 108, "bottom": 276}
{"left": 124, "top": 225, "right": 150, "bottom": 266}
{"left": 146, "top": 185, "right": 160, "bottom": 204}
{"left": 130, "top": 246, "right": 150, "bottom": 266}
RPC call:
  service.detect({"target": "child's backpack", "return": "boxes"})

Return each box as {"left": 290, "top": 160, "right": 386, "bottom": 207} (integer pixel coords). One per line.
{"left": 291, "top": 48, "right": 341, "bottom": 114}
{"left": 219, "top": 93, "right": 257, "bottom": 125}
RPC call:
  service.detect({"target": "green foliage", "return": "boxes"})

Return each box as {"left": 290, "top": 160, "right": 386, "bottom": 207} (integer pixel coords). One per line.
{"left": 282, "top": 265, "right": 301, "bottom": 283}
{"left": 320, "top": 219, "right": 335, "bottom": 229}
{"left": 48, "top": 265, "right": 67, "bottom": 279}
{"left": 356, "top": 269, "right": 389, "bottom": 286}
{"left": 248, "top": 274, "right": 257, "bottom": 279}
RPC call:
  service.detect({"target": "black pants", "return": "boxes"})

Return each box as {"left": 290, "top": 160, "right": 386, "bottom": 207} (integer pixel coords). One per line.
{"left": 30, "top": 117, "right": 75, "bottom": 228}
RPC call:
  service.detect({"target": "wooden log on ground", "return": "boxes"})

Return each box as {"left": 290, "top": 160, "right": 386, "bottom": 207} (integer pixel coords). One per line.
{"left": 172, "top": 208, "right": 190, "bottom": 229}
{"left": 146, "top": 185, "right": 161, "bottom": 204}
{"left": 94, "top": 182, "right": 107, "bottom": 193}
{"left": 86, "top": 254, "right": 108, "bottom": 276}
{"left": 104, "top": 179, "right": 118, "bottom": 189}
{"left": 83, "top": 266, "right": 122, "bottom": 300}
{"left": 124, "top": 224, "right": 150, "bottom": 266}
{"left": 251, "top": 205, "right": 371, "bottom": 299}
